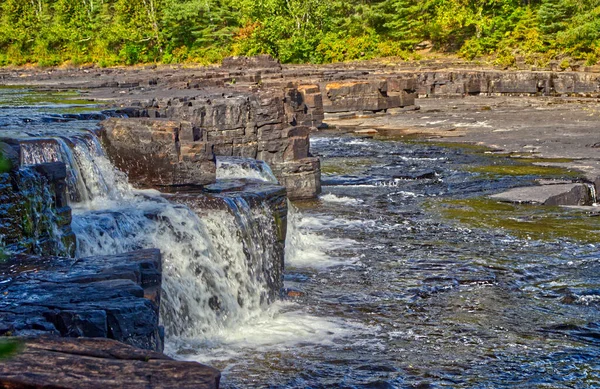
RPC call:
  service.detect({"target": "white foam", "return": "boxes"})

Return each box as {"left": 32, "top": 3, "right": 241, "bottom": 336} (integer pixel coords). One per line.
{"left": 216, "top": 157, "right": 278, "bottom": 183}
{"left": 285, "top": 204, "right": 358, "bottom": 269}
{"left": 166, "top": 301, "right": 360, "bottom": 364}
{"left": 345, "top": 139, "right": 370, "bottom": 145}
{"left": 453, "top": 121, "right": 493, "bottom": 128}
{"left": 320, "top": 193, "right": 364, "bottom": 205}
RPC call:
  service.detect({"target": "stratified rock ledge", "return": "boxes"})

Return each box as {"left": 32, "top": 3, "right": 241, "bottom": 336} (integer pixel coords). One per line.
{"left": 0, "top": 336, "right": 220, "bottom": 389}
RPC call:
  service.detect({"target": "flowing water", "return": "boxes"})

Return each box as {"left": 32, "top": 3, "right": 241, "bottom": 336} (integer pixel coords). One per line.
{"left": 2, "top": 88, "right": 599, "bottom": 388}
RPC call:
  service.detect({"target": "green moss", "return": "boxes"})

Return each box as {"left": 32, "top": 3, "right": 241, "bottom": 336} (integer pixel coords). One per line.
{"left": 428, "top": 197, "right": 600, "bottom": 243}
{"left": 0, "top": 340, "right": 20, "bottom": 359}
{"left": 467, "top": 164, "right": 579, "bottom": 179}
{"left": 21, "top": 92, "right": 96, "bottom": 107}
{"left": 424, "top": 141, "right": 495, "bottom": 154}
{"left": 509, "top": 156, "right": 575, "bottom": 164}
{"left": 321, "top": 157, "right": 373, "bottom": 175}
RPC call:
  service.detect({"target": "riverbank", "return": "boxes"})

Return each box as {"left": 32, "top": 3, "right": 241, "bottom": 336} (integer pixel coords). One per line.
{"left": 325, "top": 94, "right": 600, "bottom": 205}
{"left": 5, "top": 57, "right": 597, "bottom": 205}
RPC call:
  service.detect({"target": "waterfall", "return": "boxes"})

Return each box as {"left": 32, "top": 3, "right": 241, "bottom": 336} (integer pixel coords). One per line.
{"left": 19, "top": 131, "right": 131, "bottom": 202}
{"left": 21, "top": 131, "right": 281, "bottom": 339}
{"left": 587, "top": 182, "right": 599, "bottom": 206}
{"left": 216, "top": 156, "right": 279, "bottom": 183}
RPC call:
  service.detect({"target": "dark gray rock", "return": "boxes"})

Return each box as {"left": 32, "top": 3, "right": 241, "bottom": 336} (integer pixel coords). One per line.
{"left": 0, "top": 249, "right": 164, "bottom": 352}
{"left": 490, "top": 183, "right": 594, "bottom": 206}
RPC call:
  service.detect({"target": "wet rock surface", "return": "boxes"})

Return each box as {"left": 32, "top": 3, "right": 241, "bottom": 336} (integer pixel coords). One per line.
{"left": 0, "top": 158, "right": 75, "bottom": 257}
{"left": 0, "top": 337, "right": 220, "bottom": 389}
{"left": 490, "top": 183, "right": 595, "bottom": 205}
{"left": 0, "top": 249, "right": 163, "bottom": 351}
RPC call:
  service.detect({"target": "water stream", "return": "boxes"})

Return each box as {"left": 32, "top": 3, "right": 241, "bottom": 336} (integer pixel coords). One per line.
{"left": 2, "top": 88, "right": 599, "bottom": 388}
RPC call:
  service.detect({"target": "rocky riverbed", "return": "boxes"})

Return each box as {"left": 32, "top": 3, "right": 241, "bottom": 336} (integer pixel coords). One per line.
{"left": 1, "top": 57, "right": 600, "bottom": 387}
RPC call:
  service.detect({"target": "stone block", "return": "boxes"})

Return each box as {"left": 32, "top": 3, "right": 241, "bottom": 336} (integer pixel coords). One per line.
{"left": 387, "top": 78, "right": 417, "bottom": 92}
{"left": 100, "top": 118, "right": 216, "bottom": 187}
{"left": 282, "top": 126, "right": 311, "bottom": 138}
{"left": 273, "top": 157, "right": 321, "bottom": 200}
{"left": 0, "top": 337, "right": 221, "bottom": 389}
{"left": 213, "top": 143, "right": 233, "bottom": 156}
{"left": 283, "top": 137, "right": 309, "bottom": 161}
{"left": 232, "top": 142, "right": 258, "bottom": 158}
{"left": 257, "top": 124, "right": 284, "bottom": 141}
{"left": 324, "top": 80, "right": 386, "bottom": 100}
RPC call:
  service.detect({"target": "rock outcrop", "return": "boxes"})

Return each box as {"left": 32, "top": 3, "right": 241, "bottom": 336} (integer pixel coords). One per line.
{"left": 0, "top": 249, "right": 164, "bottom": 351}
{"left": 321, "top": 78, "right": 416, "bottom": 114}
{"left": 410, "top": 70, "right": 600, "bottom": 97}
{"left": 100, "top": 85, "right": 322, "bottom": 200}
{"left": 490, "top": 183, "right": 596, "bottom": 206}
{"left": 100, "top": 117, "right": 216, "bottom": 187}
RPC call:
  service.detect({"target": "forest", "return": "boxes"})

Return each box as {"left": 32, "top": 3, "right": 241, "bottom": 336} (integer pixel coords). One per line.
{"left": 0, "top": 0, "right": 599, "bottom": 67}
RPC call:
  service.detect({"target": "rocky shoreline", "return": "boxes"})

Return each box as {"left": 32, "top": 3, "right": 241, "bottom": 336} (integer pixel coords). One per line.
{"left": 1, "top": 57, "right": 600, "bottom": 387}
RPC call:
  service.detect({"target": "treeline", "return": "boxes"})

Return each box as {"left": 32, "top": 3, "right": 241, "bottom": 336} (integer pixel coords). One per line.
{"left": 1, "top": 0, "right": 599, "bottom": 67}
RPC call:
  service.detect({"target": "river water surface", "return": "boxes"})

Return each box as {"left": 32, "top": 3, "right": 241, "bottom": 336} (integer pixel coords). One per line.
{"left": 194, "top": 134, "right": 600, "bottom": 388}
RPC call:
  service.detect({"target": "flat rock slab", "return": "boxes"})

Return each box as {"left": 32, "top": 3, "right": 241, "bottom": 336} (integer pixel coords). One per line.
{"left": 490, "top": 183, "right": 593, "bottom": 205}
{"left": 0, "top": 337, "right": 220, "bottom": 389}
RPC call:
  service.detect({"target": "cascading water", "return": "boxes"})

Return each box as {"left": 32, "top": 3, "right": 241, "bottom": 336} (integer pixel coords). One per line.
{"left": 216, "top": 156, "right": 279, "bottom": 183}
{"left": 20, "top": 132, "right": 130, "bottom": 202}
{"left": 19, "top": 130, "right": 281, "bottom": 340}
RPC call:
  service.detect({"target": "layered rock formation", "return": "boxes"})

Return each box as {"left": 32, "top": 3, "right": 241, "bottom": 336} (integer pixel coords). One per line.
{"left": 94, "top": 56, "right": 422, "bottom": 200}
{"left": 0, "top": 337, "right": 220, "bottom": 389}
{"left": 410, "top": 70, "right": 600, "bottom": 97}
{"left": 99, "top": 85, "right": 324, "bottom": 200}
{"left": 0, "top": 249, "right": 163, "bottom": 351}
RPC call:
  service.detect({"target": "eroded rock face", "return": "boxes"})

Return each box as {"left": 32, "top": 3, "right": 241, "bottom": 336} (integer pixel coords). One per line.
{"left": 413, "top": 70, "right": 600, "bottom": 97}
{"left": 321, "top": 79, "right": 416, "bottom": 114}
{"left": 0, "top": 249, "right": 164, "bottom": 352}
{"left": 0, "top": 337, "right": 220, "bottom": 389}
{"left": 100, "top": 117, "right": 216, "bottom": 187}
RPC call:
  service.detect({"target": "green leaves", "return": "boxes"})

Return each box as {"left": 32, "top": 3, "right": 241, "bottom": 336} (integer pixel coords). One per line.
{"left": 0, "top": 0, "right": 598, "bottom": 65}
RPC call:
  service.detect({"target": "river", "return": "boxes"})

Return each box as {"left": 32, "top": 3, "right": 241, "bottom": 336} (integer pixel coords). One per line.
{"left": 2, "top": 88, "right": 599, "bottom": 388}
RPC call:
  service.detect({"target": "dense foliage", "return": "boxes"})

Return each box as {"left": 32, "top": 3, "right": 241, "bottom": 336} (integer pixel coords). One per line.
{"left": 1, "top": 0, "right": 599, "bottom": 67}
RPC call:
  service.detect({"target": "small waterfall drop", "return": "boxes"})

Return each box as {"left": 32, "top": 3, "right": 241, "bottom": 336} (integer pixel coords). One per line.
{"left": 19, "top": 131, "right": 131, "bottom": 202}
{"left": 587, "top": 182, "right": 599, "bottom": 206}
{"left": 216, "top": 156, "right": 279, "bottom": 183}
